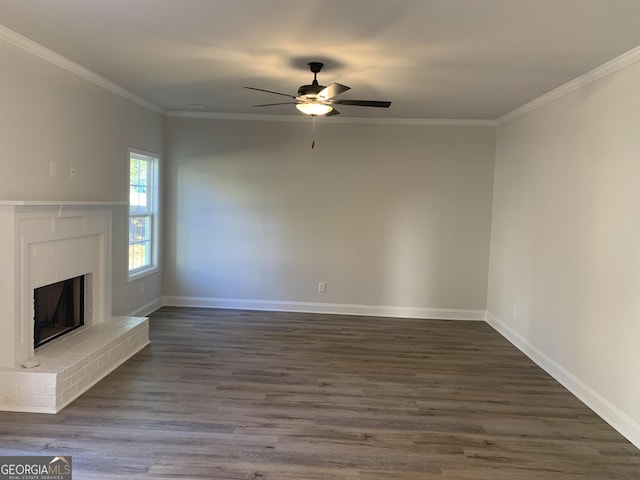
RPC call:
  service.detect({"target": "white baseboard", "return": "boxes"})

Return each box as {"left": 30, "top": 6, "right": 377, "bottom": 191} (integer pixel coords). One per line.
{"left": 124, "top": 297, "right": 163, "bottom": 318}
{"left": 485, "top": 311, "right": 640, "bottom": 450}
{"left": 161, "top": 295, "right": 486, "bottom": 321}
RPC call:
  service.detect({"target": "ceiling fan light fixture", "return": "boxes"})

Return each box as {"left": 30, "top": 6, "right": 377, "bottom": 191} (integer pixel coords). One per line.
{"left": 296, "top": 102, "right": 333, "bottom": 116}
{"left": 245, "top": 61, "right": 390, "bottom": 118}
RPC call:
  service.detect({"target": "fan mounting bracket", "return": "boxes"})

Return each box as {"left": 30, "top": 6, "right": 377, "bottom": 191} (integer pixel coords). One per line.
{"left": 308, "top": 62, "right": 324, "bottom": 74}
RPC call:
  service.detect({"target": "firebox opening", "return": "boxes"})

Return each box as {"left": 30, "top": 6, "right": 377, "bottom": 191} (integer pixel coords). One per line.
{"left": 34, "top": 275, "right": 85, "bottom": 349}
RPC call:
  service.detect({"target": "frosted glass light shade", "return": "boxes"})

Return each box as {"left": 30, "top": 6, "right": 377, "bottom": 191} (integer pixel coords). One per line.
{"left": 296, "top": 102, "right": 333, "bottom": 116}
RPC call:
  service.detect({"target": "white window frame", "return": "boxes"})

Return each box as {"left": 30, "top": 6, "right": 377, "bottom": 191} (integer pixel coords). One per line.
{"left": 128, "top": 148, "right": 159, "bottom": 281}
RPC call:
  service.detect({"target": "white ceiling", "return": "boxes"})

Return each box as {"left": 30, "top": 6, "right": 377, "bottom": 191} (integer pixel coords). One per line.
{"left": 1, "top": 0, "right": 640, "bottom": 120}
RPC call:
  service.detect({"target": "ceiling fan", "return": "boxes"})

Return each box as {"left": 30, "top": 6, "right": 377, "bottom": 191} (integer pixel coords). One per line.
{"left": 244, "top": 62, "right": 391, "bottom": 116}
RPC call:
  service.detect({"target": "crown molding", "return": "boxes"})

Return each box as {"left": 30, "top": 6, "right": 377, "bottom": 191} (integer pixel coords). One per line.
{"left": 498, "top": 45, "right": 640, "bottom": 125}
{"left": 3, "top": 21, "right": 489, "bottom": 127}
{"left": 166, "top": 111, "right": 309, "bottom": 123}
{"left": 0, "top": 24, "right": 164, "bottom": 115}
{"left": 8, "top": 20, "right": 635, "bottom": 129}
{"left": 166, "top": 110, "right": 497, "bottom": 127}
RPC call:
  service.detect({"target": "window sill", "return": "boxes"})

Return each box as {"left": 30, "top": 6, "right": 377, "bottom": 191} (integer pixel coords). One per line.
{"left": 127, "top": 266, "right": 159, "bottom": 283}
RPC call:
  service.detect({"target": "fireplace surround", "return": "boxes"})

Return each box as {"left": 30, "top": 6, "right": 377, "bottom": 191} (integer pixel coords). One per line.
{"left": 0, "top": 201, "right": 149, "bottom": 413}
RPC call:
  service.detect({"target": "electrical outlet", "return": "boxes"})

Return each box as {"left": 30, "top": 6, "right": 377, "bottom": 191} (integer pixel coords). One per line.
{"left": 318, "top": 282, "right": 326, "bottom": 293}
{"left": 49, "top": 162, "right": 57, "bottom": 178}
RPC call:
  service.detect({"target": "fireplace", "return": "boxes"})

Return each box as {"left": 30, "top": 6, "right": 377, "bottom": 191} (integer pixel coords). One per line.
{"left": 0, "top": 201, "right": 149, "bottom": 413}
{"left": 34, "top": 275, "right": 86, "bottom": 348}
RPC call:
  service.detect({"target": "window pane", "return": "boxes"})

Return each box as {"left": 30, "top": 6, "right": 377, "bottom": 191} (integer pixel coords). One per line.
{"left": 129, "top": 216, "right": 151, "bottom": 243}
{"left": 128, "top": 150, "right": 157, "bottom": 276}
{"left": 129, "top": 156, "right": 151, "bottom": 214}
{"left": 128, "top": 215, "right": 152, "bottom": 270}
{"left": 129, "top": 241, "right": 151, "bottom": 270}
{"left": 130, "top": 186, "right": 148, "bottom": 213}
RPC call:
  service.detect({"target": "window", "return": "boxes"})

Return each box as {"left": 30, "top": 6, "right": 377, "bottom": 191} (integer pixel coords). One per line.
{"left": 128, "top": 149, "right": 159, "bottom": 279}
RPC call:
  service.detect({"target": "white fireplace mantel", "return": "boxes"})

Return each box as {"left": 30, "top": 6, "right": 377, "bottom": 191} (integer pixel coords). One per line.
{"left": 0, "top": 201, "right": 126, "bottom": 368}
{"left": 0, "top": 201, "right": 148, "bottom": 413}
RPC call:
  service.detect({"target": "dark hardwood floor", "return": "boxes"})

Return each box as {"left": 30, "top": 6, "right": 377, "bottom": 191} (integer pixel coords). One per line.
{"left": 1, "top": 307, "right": 639, "bottom": 479}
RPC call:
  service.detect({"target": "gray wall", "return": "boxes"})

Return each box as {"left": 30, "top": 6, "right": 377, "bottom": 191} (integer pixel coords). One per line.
{"left": 487, "top": 60, "right": 640, "bottom": 446}
{"left": 5, "top": 22, "right": 640, "bottom": 449}
{"left": 0, "top": 39, "right": 164, "bottom": 316}
{"left": 163, "top": 117, "right": 496, "bottom": 315}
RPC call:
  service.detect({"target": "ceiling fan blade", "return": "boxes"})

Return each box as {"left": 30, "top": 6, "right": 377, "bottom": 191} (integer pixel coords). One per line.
{"left": 252, "top": 102, "right": 297, "bottom": 107}
{"left": 244, "top": 86, "right": 296, "bottom": 99}
{"left": 331, "top": 99, "right": 391, "bottom": 108}
{"left": 318, "top": 83, "right": 350, "bottom": 100}
{"left": 326, "top": 108, "right": 340, "bottom": 116}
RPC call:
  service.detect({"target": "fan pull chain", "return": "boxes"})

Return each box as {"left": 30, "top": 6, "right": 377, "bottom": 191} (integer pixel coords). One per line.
{"left": 311, "top": 115, "right": 316, "bottom": 149}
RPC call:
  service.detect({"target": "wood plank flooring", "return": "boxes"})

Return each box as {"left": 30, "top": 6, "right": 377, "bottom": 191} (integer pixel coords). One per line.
{"left": 0, "top": 307, "right": 638, "bottom": 479}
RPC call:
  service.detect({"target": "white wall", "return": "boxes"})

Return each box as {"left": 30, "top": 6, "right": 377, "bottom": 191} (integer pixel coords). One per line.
{"left": 164, "top": 117, "right": 495, "bottom": 317}
{"left": 0, "top": 38, "right": 164, "bottom": 316}
{"left": 487, "top": 60, "right": 640, "bottom": 447}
